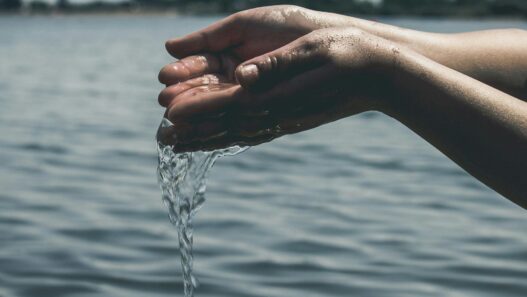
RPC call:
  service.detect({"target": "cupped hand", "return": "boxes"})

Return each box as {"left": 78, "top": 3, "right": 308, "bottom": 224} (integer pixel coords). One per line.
{"left": 158, "top": 27, "right": 404, "bottom": 152}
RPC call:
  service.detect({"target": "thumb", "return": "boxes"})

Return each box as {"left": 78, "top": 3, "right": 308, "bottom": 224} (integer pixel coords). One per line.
{"left": 235, "top": 38, "right": 323, "bottom": 91}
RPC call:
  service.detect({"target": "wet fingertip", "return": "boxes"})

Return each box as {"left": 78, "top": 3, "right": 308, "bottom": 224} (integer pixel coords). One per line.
{"left": 165, "top": 39, "right": 176, "bottom": 56}
{"left": 166, "top": 40, "right": 190, "bottom": 60}
{"left": 158, "top": 86, "right": 176, "bottom": 107}
{"left": 157, "top": 92, "right": 165, "bottom": 107}
{"left": 165, "top": 39, "right": 179, "bottom": 55}
{"left": 157, "top": 70, "right": 164, "bottom": 84}
{"left": 158, "top": 63, "right": 178, "bottom": 85}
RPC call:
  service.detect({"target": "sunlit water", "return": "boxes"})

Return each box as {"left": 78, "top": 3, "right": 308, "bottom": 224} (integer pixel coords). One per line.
{"left": 1, "top": 15, "right": 526, "bottom": 297}
{"left": 157, "top": 118, "right": 246, "bottom": 297}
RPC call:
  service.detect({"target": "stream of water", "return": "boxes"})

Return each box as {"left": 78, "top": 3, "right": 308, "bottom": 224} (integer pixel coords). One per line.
{"left": 156, "top": 118, "right": 246, "bottom": 297}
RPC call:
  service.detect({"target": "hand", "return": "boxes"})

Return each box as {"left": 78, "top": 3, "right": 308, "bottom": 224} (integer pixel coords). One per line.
{"left": 157, "top": 27, "right": 404, "bottom": 152}
{"left": 158, "top": 5, "right": 353, "bottom": 89}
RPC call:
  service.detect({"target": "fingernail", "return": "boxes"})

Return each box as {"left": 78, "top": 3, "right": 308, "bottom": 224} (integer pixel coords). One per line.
{"left": 238, "top": 64, "right": 259, "bottom": 86}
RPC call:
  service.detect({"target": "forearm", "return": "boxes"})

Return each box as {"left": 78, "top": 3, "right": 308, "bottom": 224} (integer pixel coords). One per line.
{"left": 322, "top": 12, "right": 527, "bottom": 98}
{"left": 383, "top": 49, "right": 527, "bottom": 209}
{"left": 436, "top": 30, "right": 527, "bottom": 99}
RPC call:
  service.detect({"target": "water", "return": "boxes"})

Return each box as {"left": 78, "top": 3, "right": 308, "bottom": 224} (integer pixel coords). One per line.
{"left": 1, "top": 15, "right": 527, "bottom": 297}
{"left": 157, "top": 118, "right": 246, "bottom": 297}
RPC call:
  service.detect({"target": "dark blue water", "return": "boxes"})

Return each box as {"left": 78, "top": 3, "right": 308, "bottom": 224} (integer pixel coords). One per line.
{"left": 0, "top": 15, "right": 526, "bottom": 297}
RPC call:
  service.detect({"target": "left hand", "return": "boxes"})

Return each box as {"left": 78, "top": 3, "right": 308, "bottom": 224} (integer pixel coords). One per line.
{"left": 158, "top": 27, "right": 405, "bottom": 152}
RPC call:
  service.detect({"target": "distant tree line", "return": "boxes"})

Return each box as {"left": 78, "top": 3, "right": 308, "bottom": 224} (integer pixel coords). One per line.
{"left": 378, "top": 0, "right": 527, "bottom": 17}
{"left": 2, "top": 0, "right": 527, "bottom": 17}
{"left": 0, "top": 0, "right": 21, "bottom": 11}
{"left": 1, "top": 0, "right": 135, "bottom": 13}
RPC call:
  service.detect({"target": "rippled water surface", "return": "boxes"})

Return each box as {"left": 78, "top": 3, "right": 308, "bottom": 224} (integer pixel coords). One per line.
{"left": 0, "top": 15, "right": 526, "bottom": 297}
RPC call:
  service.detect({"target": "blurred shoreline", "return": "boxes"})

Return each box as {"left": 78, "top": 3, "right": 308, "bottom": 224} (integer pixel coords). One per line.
{"left": 2, "top": 10, "right": 527, "bottom": 20}
{"left": 1, "top": 15, "right": 526, "bottom": 22}
{"left": 1, "top": 1, "right": 527, "bottom": 19}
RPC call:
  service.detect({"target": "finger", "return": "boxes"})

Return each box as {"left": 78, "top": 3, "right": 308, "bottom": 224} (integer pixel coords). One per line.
{"left": 158, "top": 54, "right": 221, "bottom": 85}
{"left": 235, "top": 34, "right": 326, "bottom": 91}
{"left": 158, "top": 73, "right": 230, "bottom": 107}
{"left": 167, "top": 84, "right": 243, "bottom": 121}
{"left": 165, "top": 14, "right": 243, "bottom": 59}
{"left": 164, "top": 64, "right": 334, "bottom": 136}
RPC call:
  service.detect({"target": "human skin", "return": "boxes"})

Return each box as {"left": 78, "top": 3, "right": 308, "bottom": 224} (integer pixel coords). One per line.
{"left": 157, "top": 6, "right": 527, "bottom": 209}
{"left": 159, "top": 5, "right": 527, "bottom": 99}
{"left": 292, "top": 7, "right": 527, "bottom": 98}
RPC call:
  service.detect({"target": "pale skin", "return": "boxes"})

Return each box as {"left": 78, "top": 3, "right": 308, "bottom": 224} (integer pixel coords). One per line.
{"left": 157, "top": 5, "right": 527, "bottom": 209}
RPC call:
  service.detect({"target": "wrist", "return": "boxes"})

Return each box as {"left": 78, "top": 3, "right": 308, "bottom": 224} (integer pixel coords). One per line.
{"left": 371, "top": 45, "right": 429, "bottom": 117}
{"left": 339, "top": 16, "right": 449, "bottom": 69}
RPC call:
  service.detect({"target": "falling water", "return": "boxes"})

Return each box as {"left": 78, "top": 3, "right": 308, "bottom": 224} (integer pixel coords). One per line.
{"left": 156, "top": 118, "right": 246, "bottom": 296}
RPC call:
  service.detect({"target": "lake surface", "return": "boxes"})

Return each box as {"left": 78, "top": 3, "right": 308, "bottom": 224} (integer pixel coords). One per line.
{"left": 0, "top": 15, "right": 526, "bottom": 297}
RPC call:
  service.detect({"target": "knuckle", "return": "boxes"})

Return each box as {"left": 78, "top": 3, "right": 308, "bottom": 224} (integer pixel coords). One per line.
{"left": 199, "top": 31, "right": 211, "bottom": 49}
{"left": 226, "top": 11, "right": 247, "bottom": 31}
{"left": 300, "top": 33, "right": 325, "bottom": 55}
{"left": 301, "top": 33, "right": 319, "bottom": 48}
{"left": 298, "top": 34, "right": 330, "bottom": 62}
{"left": 342, "top": 26, "right": 364, "bottom": 36}
{"left": 300, "top": 39, "right": 319, "bottom": 55}
{"left": 268, "top": 55, "right": 280, "bottom": 71}
{"left": 230, "top": 11, "right": 244, "bottom": 23}
{"left": 287, "top": 5, "right": 302, "bottom": 11}
{"left": 257, "top": 55, "right": 279, "bottom": 72}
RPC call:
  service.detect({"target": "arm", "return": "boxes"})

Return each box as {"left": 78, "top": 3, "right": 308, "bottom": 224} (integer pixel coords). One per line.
{"left": 321, "top": 12, "right": 527, "bottom": 99}
{"left": 160, "top": 5, "right": 527, "bottom": 99}
{"left": 384, "top": 47, "right": 527, "bottom": 208}
{"left": 158, "top": 10, "right": 527, "bottom": 209}
{"left": 224, "top": 27, "right": 527, "bottom": 207}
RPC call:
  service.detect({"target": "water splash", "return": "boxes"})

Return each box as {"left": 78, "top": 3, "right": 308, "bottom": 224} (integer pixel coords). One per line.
{"left": 156, "top": 118, "right": 246, "bottom": 296}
